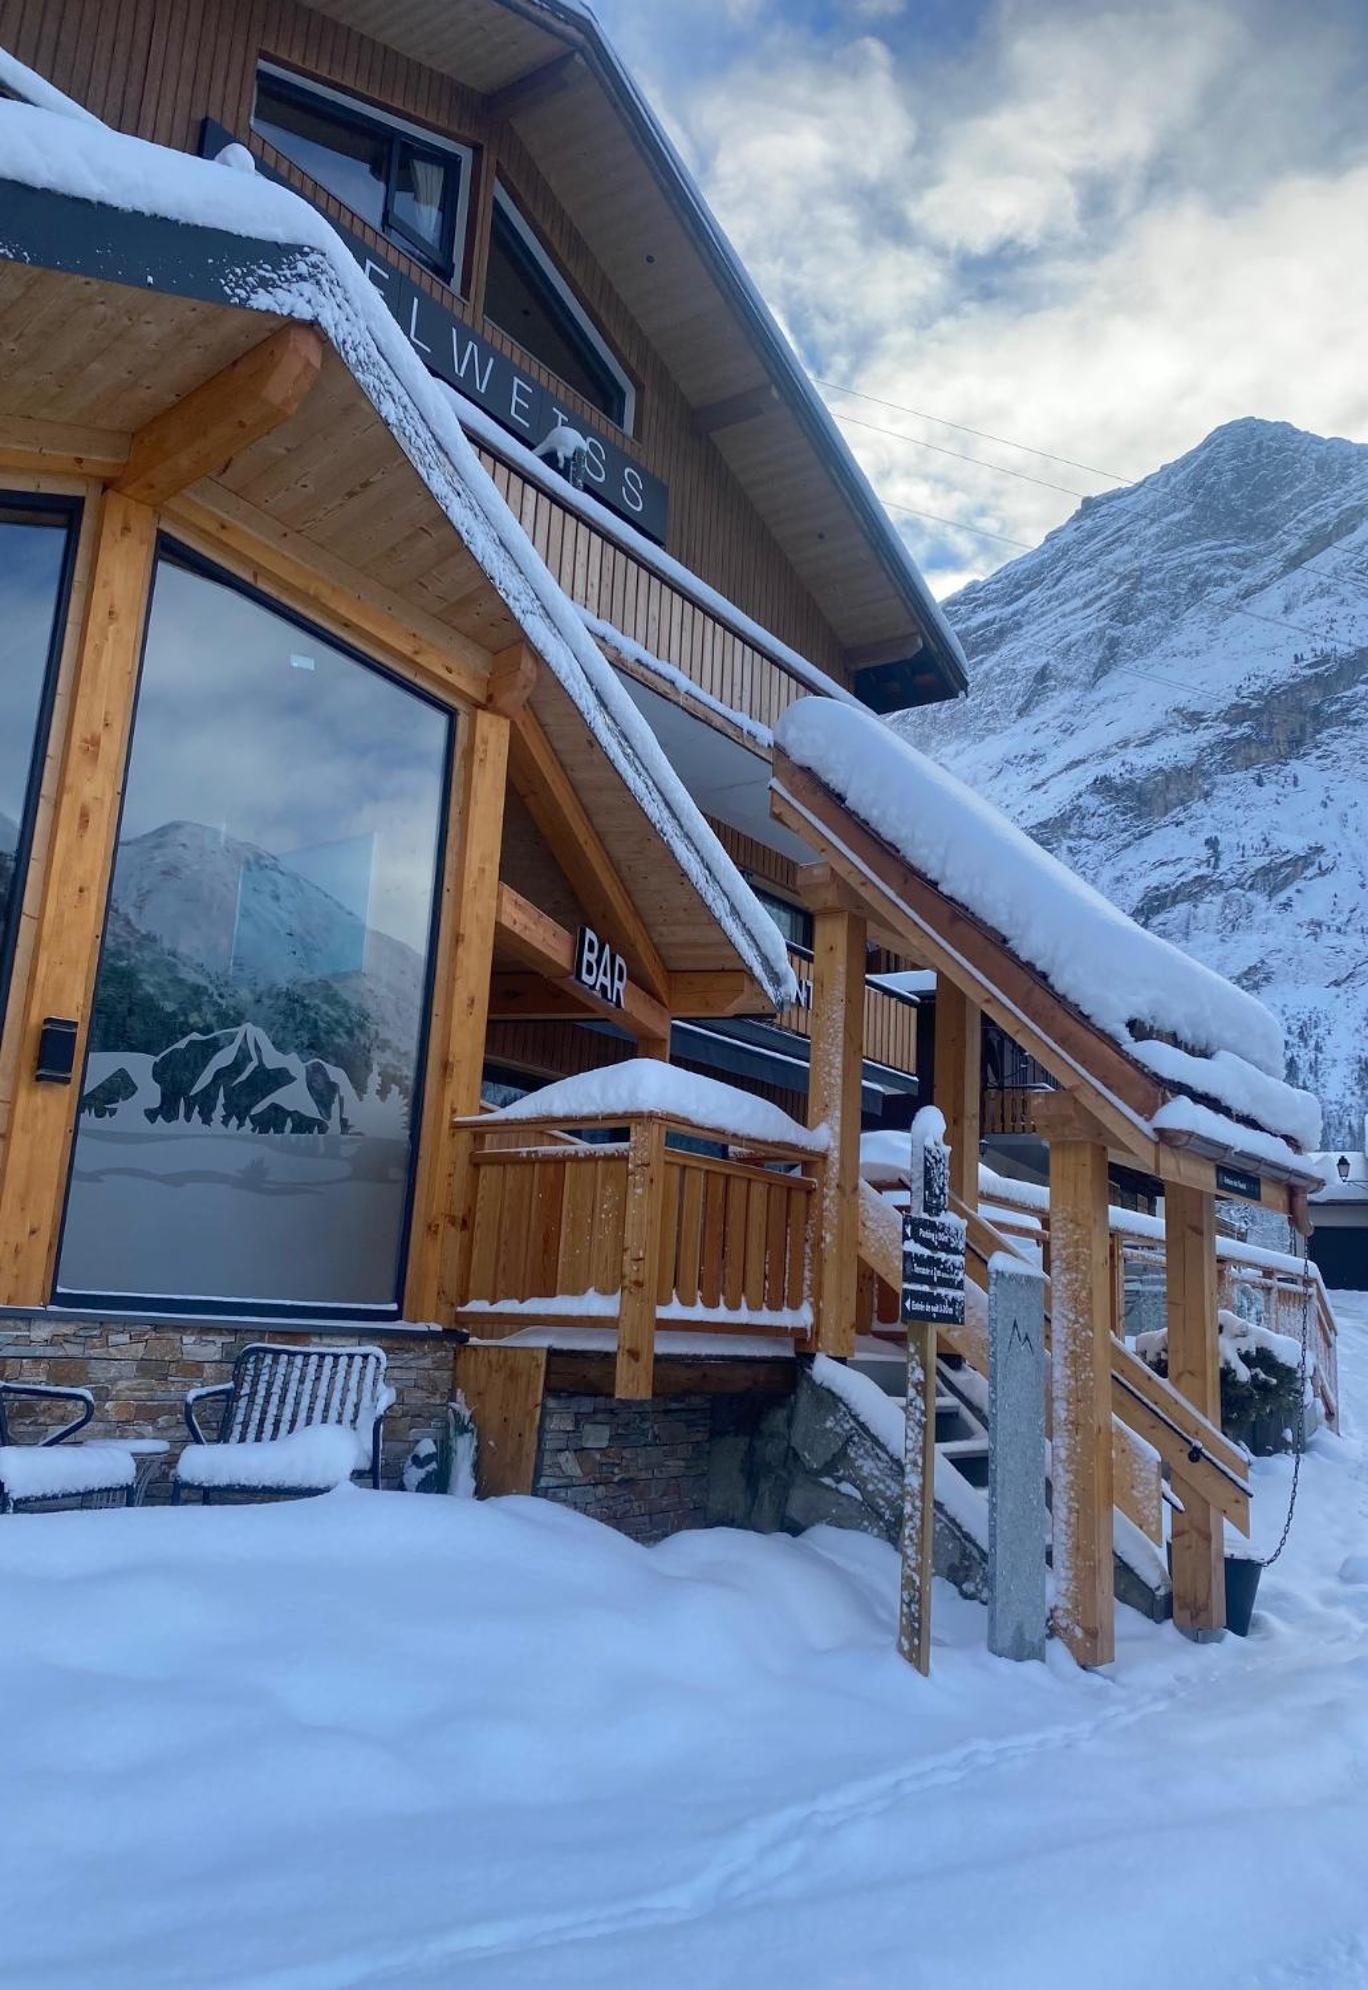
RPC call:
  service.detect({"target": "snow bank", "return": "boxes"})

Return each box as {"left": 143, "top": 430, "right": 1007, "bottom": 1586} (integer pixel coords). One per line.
{"left": 0, "top": 101, "right": 793, "bottom": 1008}
{"left": 3, "top": 1301, "right": 1368, "bottom": 1986}
{"left": 486, "top": 1058, "right": 829, "bottom": 1151}
{"left": 0, "top": 1442, "right": 135, "bottom": 1500}
{"left": 176, "top": 1424, "right": 369, "bottom": 1491}
{"left": 776, "top": 699, "right": 1289, "bottom": 1082}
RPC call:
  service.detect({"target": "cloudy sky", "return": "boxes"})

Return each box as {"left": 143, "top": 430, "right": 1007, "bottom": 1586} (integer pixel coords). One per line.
{"left": 593, "top": 0, "right": 1368, "bottom": 597}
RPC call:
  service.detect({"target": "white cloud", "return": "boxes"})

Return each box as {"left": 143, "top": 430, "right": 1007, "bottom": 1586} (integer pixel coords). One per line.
{"left": 618, "top": 0, "right": 1368, "bottom": 595}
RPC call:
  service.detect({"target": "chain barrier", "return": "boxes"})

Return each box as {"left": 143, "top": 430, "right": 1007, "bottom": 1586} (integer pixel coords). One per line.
{"left": 1257, "top": 1227, "right": 1315, "bottom": 1570}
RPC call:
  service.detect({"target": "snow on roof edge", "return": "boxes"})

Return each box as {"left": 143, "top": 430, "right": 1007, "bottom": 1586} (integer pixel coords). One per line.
{"left": 484, "top": 1058, "right": 829, "bottom": 1151}
{"left": 0, "top": 99, "right": 794, "bottom": 1008}
{"left": 776, "top": 699, "right": 1315, "bottom": 1145}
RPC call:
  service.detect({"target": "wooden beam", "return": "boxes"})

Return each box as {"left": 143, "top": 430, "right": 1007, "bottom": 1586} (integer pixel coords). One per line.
{"left": 170, "top": 489, "right": 491, "bottom": 707}
{"left": 487, "top": 642, "right": 540, "bottom": 715}
{"left": 1165, "top": 1183, "right": 1226, "bottom": 1637}
{"left": 0, "top": 415, "right": 129, "bottom": 478}
{"left": 494, "top": 883, "right": 672, "bottom": 1043}
{"left": 694, "top": 381, "right": 780, "bottom": 435}
{"left": 934, "top": 980, "right": 981, "bottom": 1211}
{"left": 808, "top": 906, "right": 866, "bottom": 1355}
{"left": 669, "top": 971, "right": 763, "bottom": 1018}
{"left": 454, "top": 1342, "right": 547, "bottom": 1495}
{"left": 116, "top": 325, "right": 323, "bottom": 507}
{"left": 617, "top": 1118, "right": 667, "bottom": 1398}
{"left": 0, "top": 493, "right": 156, "bottom": 1305}
{"left": 508, "top": 708, "right": 670, "bottom": 1003}
{"left": 486, "top": 50, "right": 585, "bottom": 120}
{"left": 771, "top": 755, "right": 1162, "bottom": 1159}
{"left": 405, "top": 707, "right": 510, "bottom": 1321}
{"left": 1048, "top": 1136, "right": 1115, "bottom": 1667}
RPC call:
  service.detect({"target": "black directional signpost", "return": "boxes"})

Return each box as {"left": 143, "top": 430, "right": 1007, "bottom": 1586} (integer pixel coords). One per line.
{"left": 900, "top": 1111, "right": 966, "bottom": 1675}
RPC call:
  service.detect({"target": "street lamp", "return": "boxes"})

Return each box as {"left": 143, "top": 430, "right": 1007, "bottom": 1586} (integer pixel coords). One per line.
{"left": 1337, "top": 1154, "right": 1351, "bottom": 1183}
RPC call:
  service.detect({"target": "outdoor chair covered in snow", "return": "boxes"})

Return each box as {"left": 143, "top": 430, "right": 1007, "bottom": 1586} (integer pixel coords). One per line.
{"left": 173, "top": 1344, "right": 395, "bottom": 1502}
{"left": 0, "top": 1382, "right": 136, "bottom": 1513}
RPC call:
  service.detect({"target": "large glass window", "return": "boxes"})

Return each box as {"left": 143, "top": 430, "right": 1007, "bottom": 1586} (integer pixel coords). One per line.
{"left": 58, "top": 552, "right": 452, "bottom": 1315}
{"left": 0, "top": 502, "right": 73, "bottom": 1019}
{"left": 253, "top": 66, "right": 469, "bottom": 280}
{"left": 485, "top": 186, "right": 634, "bottom": 430}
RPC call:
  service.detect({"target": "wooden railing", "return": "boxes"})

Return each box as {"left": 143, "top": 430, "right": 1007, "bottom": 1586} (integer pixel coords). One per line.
{"left": 981, "top": 1085, "right": 1051, "bottom": 1136}
{"left": 855, "top": 1179, "right": 1251, "bottom": 1547}
{"left": 480, "top": 453, "right": 844, "bottom": 733}
{"left": 776, "top": 946, "right": 918, "bottom": 1076}
{"left": 451, "top": 1108, "right": 822, "bottom": 1398}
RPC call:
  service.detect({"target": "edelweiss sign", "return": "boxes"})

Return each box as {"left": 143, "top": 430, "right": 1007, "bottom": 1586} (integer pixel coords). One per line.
{"left": 199, "top": 119, "right": 669, "bottom": 543}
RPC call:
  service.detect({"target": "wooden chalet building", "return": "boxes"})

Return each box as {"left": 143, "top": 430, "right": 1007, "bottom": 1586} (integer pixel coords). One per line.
{"left": 0, "top": 0, "right": 1335, "bottom": 1665}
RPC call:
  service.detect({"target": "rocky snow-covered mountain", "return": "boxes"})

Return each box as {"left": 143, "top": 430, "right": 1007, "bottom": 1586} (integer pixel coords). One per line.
{"left": 899, "top": 417, "right": 1368, "bottom": 1144}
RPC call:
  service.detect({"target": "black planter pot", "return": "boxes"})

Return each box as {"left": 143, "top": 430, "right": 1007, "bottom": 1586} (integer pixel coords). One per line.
{"left": 1224, "top": 1555, "right": 1262, "bottom": 1637}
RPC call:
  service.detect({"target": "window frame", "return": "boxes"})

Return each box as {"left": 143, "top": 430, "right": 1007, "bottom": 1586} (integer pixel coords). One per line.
{"left": 53, "top": 536, "right": 458, "bottom": 1323}
{"left": 252, "top": 61, "right": 474, "bottom": 287}
{"left": 486, "top": 182, "right": 637, "bottom": 435}
{"left": 0, "top": 492, "right": 80, "bottom": 1049}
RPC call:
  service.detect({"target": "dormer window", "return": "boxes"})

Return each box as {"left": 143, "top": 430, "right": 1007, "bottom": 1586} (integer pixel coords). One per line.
{"left": 484, "top": 185, "right": 635, "bottom": 432}
{"left": 252, "top": 65, "right": 471, "bottom": 284}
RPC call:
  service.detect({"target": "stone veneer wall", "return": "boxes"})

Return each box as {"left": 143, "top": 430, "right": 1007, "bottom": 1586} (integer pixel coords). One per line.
{"left": 0, "top": 1315, "right": 460, "bottom": 1492}
{"left": 534, "top": 1393, "right": 715, "bottom": 1543}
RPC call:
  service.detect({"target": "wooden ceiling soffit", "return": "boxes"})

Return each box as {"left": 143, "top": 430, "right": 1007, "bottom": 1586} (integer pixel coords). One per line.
{"left": 693, "top": 382, "right": 781, "bottom": 437}
{"left": 116, "top": 326, "right": 324, "bottom": 507}
{"left": 486, "top": 50, "right": 587, "bottom": 120}
{"left": 668, "top": 972, "right": 764, "bottom": 1019}
{"left": 494, "top": 883, "right": 670, "bottom": 1041}
{"left": 769, "top": 750, "right": 1164, "bottom": 1160}
{"left": 507, "top": 703, "right": 671, "bottom": 1004}
{"left": 167, "top": 487, "right": 491, "bottom": 708}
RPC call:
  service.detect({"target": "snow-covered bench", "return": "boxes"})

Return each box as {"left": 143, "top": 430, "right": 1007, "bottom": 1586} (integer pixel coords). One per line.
{"left": 173, "top": 1344, "right": 395, "bottom": 1502}
{"left": 0, "top": 1382, "right": 136, "bottom": 1513}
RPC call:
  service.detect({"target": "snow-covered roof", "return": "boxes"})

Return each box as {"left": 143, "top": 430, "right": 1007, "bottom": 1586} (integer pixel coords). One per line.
{"left": 483, "top": 1058, "right": 829, "bottom": 1153}
{"left": 777, "top": 699, "right": 1321, "bottom": 1158}
{"left": 0, "top": 99, "right": 794, "bottom": 1009}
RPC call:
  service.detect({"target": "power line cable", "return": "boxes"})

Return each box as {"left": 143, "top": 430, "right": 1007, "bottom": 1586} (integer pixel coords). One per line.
{"left": 831, "top": 408, "right": 1094, "bottom": 499}
{"left": 817, "top": 376, "right": 1132, "bottom": 484}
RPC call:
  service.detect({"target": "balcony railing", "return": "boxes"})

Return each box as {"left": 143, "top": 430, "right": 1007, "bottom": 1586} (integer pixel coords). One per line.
{"left": 777, "top": 945, "right": 918, "bottom": 1076}
{"left": 479, "top": 452, "right": 843, "bottom": 733}
{"left": 450, "top": 1105, "right": 822, "bottom": 1397}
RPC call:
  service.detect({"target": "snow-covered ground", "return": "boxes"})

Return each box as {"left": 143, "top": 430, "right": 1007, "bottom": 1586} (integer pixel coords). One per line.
{"left": 5, "top": 1300, "right": 1368, "bottom": 1988}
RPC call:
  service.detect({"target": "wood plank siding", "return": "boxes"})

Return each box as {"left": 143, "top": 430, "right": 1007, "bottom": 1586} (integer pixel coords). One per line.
{"left": 0, "top": 0, "right": 851, "bottom": 692}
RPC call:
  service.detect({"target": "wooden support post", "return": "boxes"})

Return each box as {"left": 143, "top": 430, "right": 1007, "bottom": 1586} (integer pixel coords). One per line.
{"left": 618, "top": 1118, "right": 667, "bottom": 1399}
{"left": 454, "top": 1342, "right": 548, "bottom": 1495}
{"left": 1165, "top": 1183, "right": 1226, "bottom": 1639}
{"left": 1048, "top": 1136, "right": 1115, "bottom": 1667}
{"left": 934, "top": 980, "right": 981, "bottom": 1212}
{"left": 407, "top": 706, "right": 510, "bottom": 1322}
{"left": 807, "top": 905, "right": 866, "bottom": 1356}
{"left": 0, "top": 493, "right": 156, "bottom": 1305}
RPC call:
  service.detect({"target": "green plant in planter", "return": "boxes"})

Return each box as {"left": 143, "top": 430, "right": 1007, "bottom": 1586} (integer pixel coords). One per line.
{"left": 1135, "top": 1309, "right": 1308, "bottom": 1456}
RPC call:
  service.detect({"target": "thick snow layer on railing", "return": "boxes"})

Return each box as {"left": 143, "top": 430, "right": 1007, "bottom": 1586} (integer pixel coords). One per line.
{"left": 0, "top": 102, "right": 794, "bottom": 1008}
{"left": 777, "top": 699, "right": 1289, "bottom": 1084}
{"left": 485, "top": 1059, "right": 829, "bottom": 1152}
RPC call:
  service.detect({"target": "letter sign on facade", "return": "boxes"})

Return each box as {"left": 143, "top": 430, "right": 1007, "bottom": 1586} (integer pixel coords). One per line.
{"left": 574, "top": 927, "right": 628, "bottom": 1009}
{"left": 200, "top": 120, "right": 670, "bottom": 543}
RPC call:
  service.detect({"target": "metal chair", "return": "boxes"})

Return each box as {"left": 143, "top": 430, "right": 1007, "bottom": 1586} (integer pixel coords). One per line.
{"left": 173, "top": 1343, "right": 394, "bottom": 1502}
{"left": 0, "top": 1382, "right": 136, "bottom": 1513}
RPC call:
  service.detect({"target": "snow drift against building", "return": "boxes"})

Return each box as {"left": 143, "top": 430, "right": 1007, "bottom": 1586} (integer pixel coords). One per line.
{"left": 777, "top": 699, "right": 1320, "bottom": 1154}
